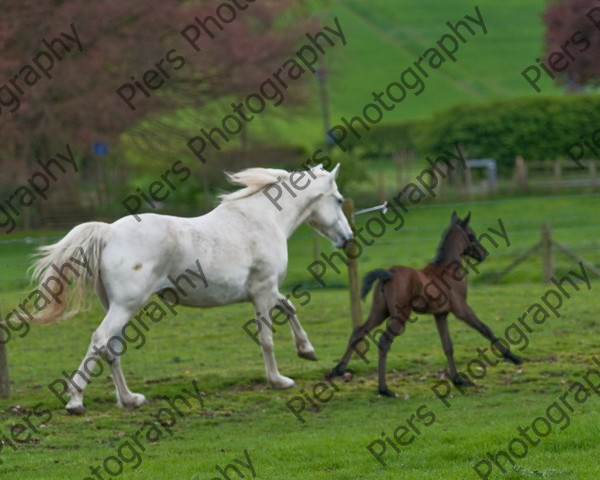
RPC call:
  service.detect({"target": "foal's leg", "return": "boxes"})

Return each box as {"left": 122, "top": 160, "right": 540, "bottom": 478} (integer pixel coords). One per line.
{"left": 251, "top": 288, "right": 295, "bottom": 389}
{"left": 65, "top": 305, "right": 145, "bottom": 414}
{"left": 277, "top": 295, "right": 317, "bottom": 361}
{"left": 454, "top": 305, "right": 523, "bottom": 364}
{"left": 434, "top": 313, "right": 473, "bottom": 386}
{"left": 326, "top": 292, "right": 388, "bottom": 378}
{"left": 376, "top": 316, "right": 407, "bottom": 397}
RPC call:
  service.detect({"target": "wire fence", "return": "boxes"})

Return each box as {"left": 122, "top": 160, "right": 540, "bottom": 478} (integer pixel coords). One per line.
{"left": 3, "top": 200, "right": 598, "bottom": 302}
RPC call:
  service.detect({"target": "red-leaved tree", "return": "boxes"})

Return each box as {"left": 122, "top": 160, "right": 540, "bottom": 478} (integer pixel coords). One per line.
{"left": 0, "top": 0, "right": 314, "bottom": 223}
{"left": 543, "top": 0, "right": 600, "bottom": 90}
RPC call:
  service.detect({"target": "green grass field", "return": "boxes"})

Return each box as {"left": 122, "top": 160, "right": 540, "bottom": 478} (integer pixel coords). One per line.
{"left": 2, "top": 1, "right": 599, "bottom": 478}
{"left": 1, "top": 194, "right": 599, "bottom": 479}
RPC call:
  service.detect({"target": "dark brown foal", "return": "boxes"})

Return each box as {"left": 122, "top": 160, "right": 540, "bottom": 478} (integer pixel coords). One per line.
{"left": 327, "top": 211, "right": 522, "bottom": 397}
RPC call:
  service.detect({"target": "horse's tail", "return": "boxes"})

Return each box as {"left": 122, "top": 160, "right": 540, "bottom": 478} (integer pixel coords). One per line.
{"left": 28, "top": 222, "right": 112, "bottom": 324}
{"left": 361, "top": 268, "right": 393, "bottom": 300}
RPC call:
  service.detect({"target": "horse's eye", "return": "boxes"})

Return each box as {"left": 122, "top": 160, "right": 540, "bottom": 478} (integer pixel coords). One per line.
{"left": 337, "top": 197, "right": 343, "bottom": 205}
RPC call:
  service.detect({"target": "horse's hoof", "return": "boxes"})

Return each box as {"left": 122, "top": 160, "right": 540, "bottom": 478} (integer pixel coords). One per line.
{"left": 378, "top": 387, "right": 397, "bottom": 398}
{"left": 452, "top": 375, "right": 475, "bottom": 387}
{"left": 122, "top": 393, "right": 148, "bottom": 408}
{"left": 66, "top": 404, "right": 86, "bottom": 415}
{"left": 271, "top": 376, "right": 295, "bottom": 389}
{"left": 298, "top": 350, "right": 318, "bottom": 361}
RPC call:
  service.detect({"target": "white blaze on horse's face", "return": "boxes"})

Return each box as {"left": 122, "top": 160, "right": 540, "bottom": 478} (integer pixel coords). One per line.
{"left": 306, "top": 164, "right": 354, "bottom": 248}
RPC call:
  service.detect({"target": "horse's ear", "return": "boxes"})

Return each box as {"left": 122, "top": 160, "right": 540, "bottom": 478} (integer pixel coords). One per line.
{"left": 451, "top": 211, "right": 459, "bottom": 224}
{"left": 461, "top": 211, "right": 471, "bottom": 227}
{"left": 331, "top": 163, "right": 341, "bottom": 179}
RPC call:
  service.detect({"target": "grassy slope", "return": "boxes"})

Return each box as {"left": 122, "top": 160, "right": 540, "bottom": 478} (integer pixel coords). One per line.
{"left": 326, "top": 0, "right": 558, "bottom": 120}
{"left": 0, "top": 195, "right": 599, "bottom": 479}
{"left": 126, "top": 0, "right": 560, "bottom": 162}
{"left": 242, "top": 0, "right": 562, "bottom": 149}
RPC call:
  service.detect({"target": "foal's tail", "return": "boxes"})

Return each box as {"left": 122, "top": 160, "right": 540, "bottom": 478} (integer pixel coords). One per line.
{"left": 361, "top": 268, "right": 393, "bottom": 300}
{"left": 28, "top": 222, "right": 112, "bottom": 324}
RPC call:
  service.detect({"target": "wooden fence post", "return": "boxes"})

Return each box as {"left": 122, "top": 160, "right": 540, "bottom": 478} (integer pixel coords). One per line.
{"left": 464, "top": 164, "right": 473, "bottom": 198}
{"left": 342, "top": 199, "right": 362, "bottom": 327}
{"left": 553, "top": 161, "right": 562, "bottom": 193}
{"left": 541, "top": 222, "right": 554, "bottom": 283}
{"left": 589, "top": 161, "right": 597, "bottom": 194}
{"left": 513, "top": 155, "right": 528, "bottom": 192}
{"left": 0, "top": 311, "right": 10, "bottom": 399}
{"left": 377, "top": 170, "right": 386, "bottom": 204}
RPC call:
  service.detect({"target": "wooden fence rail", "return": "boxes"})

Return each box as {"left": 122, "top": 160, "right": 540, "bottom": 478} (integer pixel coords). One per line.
{"left": 515, "top": 159, "right": 599, "bottom": 192}
{"left": 488, "top": 222, "right": 600, "bottom": 284}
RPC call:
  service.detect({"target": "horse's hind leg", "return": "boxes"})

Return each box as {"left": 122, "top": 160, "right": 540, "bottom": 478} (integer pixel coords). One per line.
{"left": 277, "top": 295, "right": 317, "bottom": 361}
{"left": 434, "top": 313, "right": 472, "bottom": 386}
{"left": 65, "top": 305, "right": 145, "bottom": 414}
{"left": 109, "top": 356, "right": 147, "bottom": 409}
{"left": 64, "top": 345, "right": 102, "bottom": 414}
{"left": 327, "top": 289, "right": 389, "bottom": 378}
{"left": 376, "top": 316, "right": 405, "bottom": 397}
{"left": 251, "top": 287, "right": 295, "bottom": 389}
{"left": 65, "top": 275, "right": 112, "bottom": 412}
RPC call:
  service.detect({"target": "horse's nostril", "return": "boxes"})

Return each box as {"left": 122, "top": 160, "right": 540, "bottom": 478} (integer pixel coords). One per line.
{"left": 344, "top": 237, "right": 354, "bottom": 249}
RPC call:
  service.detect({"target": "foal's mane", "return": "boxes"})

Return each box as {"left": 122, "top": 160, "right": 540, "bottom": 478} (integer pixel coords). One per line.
{"left": 433, "top": 224, "right": 462, "bottom": 264}
{"left": 433, "top": 228, "right": 449, "bottom": 264}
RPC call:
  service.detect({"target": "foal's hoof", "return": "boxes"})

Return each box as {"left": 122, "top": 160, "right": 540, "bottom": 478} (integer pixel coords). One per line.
{"left": 324, "top": 365, "right": 345, "bottom": 379}
{"left": 378, "top": 387, "right": 398, "bottom": 398}
{"left": 298, "top": 350, "right": 318, "bottom": 361}
{"left": 507, "top": 353, "right": 523, "bottom": 365}
{"left": 452, "top": 375, "right": 475, "bottom": 387}
{"left": 66, "top": 404, "right": 86, "bottom": 415}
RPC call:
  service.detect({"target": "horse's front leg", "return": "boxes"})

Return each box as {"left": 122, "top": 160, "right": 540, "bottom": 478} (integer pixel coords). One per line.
{"left": 454, "top": 305, "right": 523, "bottom": 365}
{"left": 277, "top": 295, "right": 317, "bottom": 361}
{"left": 434, "top": 313, "right": 473, "bottom": 387}
{"left": 251, "top": 289, "right": 295, "bottom": 389}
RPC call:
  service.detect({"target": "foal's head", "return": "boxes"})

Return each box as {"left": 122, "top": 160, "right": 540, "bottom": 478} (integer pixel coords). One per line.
{"left": 449, "top": 211, "right": 486, "bottom": 262}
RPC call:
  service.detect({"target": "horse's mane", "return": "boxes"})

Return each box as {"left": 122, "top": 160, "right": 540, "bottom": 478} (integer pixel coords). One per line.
{"left": 433, "top": 226, "right": 453, "bottom": 264}
{"left": 432, "top": 223, "right": 467, "bottom": 264}
{"left": 218, "top": 168, "right": 291, "bottom": 202}
{"left": 218, "top": 166, "right": 328, "bottom": 203}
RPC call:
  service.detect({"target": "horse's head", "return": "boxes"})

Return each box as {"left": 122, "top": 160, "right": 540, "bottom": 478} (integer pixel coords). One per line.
{"left": 451, "top": 211, "right": 487, "bottom": 261}
{"left": 306, "top": 164, "right": 354, "bottom": 249}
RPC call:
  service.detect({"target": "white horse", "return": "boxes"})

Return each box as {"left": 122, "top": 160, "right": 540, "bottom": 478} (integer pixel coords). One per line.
{"left": 30, "top": 164, "right": 353, "bottom": 413}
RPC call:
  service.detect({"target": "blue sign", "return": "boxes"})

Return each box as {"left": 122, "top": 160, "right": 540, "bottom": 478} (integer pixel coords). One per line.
{"left": 93, "top": 141, "right": 109, "bottom": 156}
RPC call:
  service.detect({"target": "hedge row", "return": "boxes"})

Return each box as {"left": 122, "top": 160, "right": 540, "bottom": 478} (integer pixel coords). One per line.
{"left": 346, "top": 95, "right": 600, "bottom": 170}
